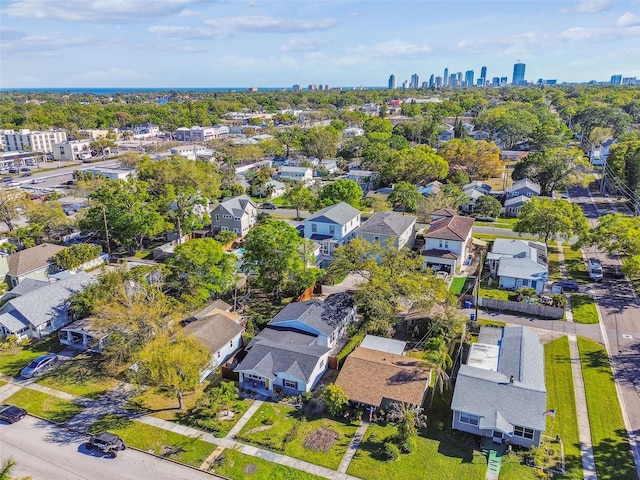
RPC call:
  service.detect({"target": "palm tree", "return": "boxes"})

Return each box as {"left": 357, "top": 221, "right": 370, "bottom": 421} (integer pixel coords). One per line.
{"left": 0, "top": 458, "right": 30, "bottom": 480}
{"left": 424, "top": 336, "right": 453, "bottom": 408}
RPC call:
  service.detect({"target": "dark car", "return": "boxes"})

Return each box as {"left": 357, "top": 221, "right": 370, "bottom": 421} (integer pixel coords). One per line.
{"left": 557, "top": 280, "right": 580, "bottom": 293}
{"left": 261, "top": 202, "right": 277, "bottom": 210}
{"left": 86, "top": 432, "right": 126, "bottom": 458}
{"left": 604, "top": 265, "right": 624, "bottom": 279}
{"left": 20, "top": 353, "right": 58, "bottom": 378}
{"left": 8, "top": 168, "right": 18, "bottom": 174}
{"left": 1, "top": 177, "right": 12, "bottom": 183}
{"left": 20, "top": 172, "right": 32, "bottom": 177}
{"left": 0, "top": 405, "right": 27, "bottom": 424}
{"left": 20, "top": 167, "right": 31, "bottom": 172}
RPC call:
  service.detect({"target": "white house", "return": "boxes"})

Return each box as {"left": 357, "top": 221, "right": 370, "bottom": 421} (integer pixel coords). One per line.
{"left": 211, "top": 195, "right": 258, "bottom": 237}
{"left": 343, "top": 127, "right": 364, "bottom": 138}
{"left": 277, "top": 166, "right": 313, "bottom": 185}
{"left": 356, "top": 211, "right": 416, "bottom": 251}
{"left": 487, "top": 238, "right": 548, "bottom": 293}
{"left": 422, "top": 215, "right": 475, "bottom": 273}
{"left": 52, "top": 140, "right": 94, "bottom": 161}
{"left": 304, "top": 202, "right": 361, "bottom": 266}
{"left": 346, "top": 170, "right": 377, "bottom": 190}
{"left": 589, "top": 139, "right": 615, "bottom": 166}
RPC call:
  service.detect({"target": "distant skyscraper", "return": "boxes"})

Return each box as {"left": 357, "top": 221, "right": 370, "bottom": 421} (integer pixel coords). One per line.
{"left": 435, "top": 76, "right": 443, "bottom": 88}
{"left": 492, "top": 77, "right": 500, "bottom": 86}
{"left": 465, "top": 70, "right": 474, "bottom": 87}
{"left": 429, "top": 74, "right": 435, "bottom": 88}
{"left": 457, "top": 72, "right": 463, "bottom": 83}
{"left": 449, "top": 74, "right": 457, "bottom": 87}
{"left": 402, "top": 80, "right": 408, "bottom": 89}
{"left": 443, "top": 68, "right": 449, "bottom": 87}
{"left": 512, "top": 61, "right": 526, "bottom": 85}
{"left": 500, "top": 76, "right": 508, "bottom": 85}
{"left": 480, "top": 66, "right": 487, "bottom": 81}
{"left": 410, "top": 73, "right": 420, "bottom": 89}
{"left": 292, "top": 84, "right": 300, "bottom": 92}
{"left": 611, "top": 75, "right": 622, "bottom": 85}
{"left": 388, "top": 74, "right": 397, "bottom": 89}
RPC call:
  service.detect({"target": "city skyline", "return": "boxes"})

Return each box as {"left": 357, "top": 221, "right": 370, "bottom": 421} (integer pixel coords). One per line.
{"left": 1, "top": 0, "right": 640, "bottom": 88}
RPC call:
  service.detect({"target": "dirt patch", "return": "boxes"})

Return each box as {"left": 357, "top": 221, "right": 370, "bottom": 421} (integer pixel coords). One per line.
{"left": 303, "top": 427, "right": 338, "bottom": 452}
{"left": 244, "top": 463, "right": 258, "bottom": 475}
{"left": 218, "top": 410, "right": 235, "bottom": 421}
{"left": 246, "top": 424, "right": 273, "bottom": 435}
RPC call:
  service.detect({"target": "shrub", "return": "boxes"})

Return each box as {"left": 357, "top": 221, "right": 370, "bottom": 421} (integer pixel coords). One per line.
{"left": 397, "top": 436, "right": 416, "bottom": 454}
{"left": 382, "top": 442, "right": 400, "bottom": 461}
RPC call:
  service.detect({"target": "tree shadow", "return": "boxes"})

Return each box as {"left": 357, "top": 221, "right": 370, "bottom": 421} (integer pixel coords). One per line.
{"left": 86, "top": 413, "right": 133, "bottom": 434}
{"left": 592, "top": 429, "right": 637, "bottom": 480}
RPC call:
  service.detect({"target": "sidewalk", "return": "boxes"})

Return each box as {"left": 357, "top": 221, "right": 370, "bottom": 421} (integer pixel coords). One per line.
{"left": 338, "top": 420, "right": 368, "bottom": 474}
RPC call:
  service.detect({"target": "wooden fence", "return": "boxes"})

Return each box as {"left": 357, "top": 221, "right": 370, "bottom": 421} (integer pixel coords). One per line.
{"left": 460, "top": 295, "right": 564, "bottom": 319}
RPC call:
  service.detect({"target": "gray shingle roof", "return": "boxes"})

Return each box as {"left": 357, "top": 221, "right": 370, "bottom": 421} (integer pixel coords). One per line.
{"left": 5, "top": 278, "right": 50, "bottom": 297}
{"left": 508, "top": 178, "right": 541, "bottom": 195}
{"left": 213, "top": 195, "right": 257, "bottom": 218}
{"left": 305, "top": 202, "right": 361, "bottom": 226}
{"left": 0, "top": 311, "right": 30, "bottom": 333}
{"left": 182, "top": 312, "right": 244, "bottom": 354}
{"left": 0, "top": 272, "right": 95, "bottom": 329}
{"left": 356, "top": 212, "right": 416, "bottom": 237}
{"left": 269, "top": 293, "right": 355, "bottom": 336}
{"left": 451, "top": 326, "right": 547, "bottom": 433}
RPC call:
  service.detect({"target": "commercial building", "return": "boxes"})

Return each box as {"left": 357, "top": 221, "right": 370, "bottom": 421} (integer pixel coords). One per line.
{"left": 174, "top": 125, "right": 229, "bottom": 142}
{"left": 388, "top": 74, "right": 396, "bottom": 89}
{"left": 512, "top": 62, "right": 526, "bottom": 85}
{"left": 2, "top": 129, "right": 67, "bottom": 153}
{"left": 610, "top": 75, "right": 622, "bottom": 85}
{"left": 52, "top": 139, "right": 93, "bottom": 161}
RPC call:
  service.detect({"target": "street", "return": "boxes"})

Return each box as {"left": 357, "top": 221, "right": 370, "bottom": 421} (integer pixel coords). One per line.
{"left": 0, "top": 416, "right": 217, "bottom": 480}
{"left": 568, "top": 184, "right": 640, "bottom": 474}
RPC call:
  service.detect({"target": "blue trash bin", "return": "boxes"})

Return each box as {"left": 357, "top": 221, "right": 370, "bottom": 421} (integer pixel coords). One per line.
{"left": 464, "top": 300, "right": 472, "bottom": 309}
{"left": 470, "top": 313, "right": 476, "bottom": 321}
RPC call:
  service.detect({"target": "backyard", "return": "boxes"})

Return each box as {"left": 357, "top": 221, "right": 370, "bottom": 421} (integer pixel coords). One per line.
{"left": 4, "top": 388, "right": 84, "bottom": 423}
{"left": 236, "top": 401, "right": 359, "bottom": 470}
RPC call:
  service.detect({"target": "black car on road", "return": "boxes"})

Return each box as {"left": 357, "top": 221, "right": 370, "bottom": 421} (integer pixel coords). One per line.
{"left": 0, "top": 405, "right": 27, "bottom": 424}
{"left": 86, "top": 432, "right": 126, "bottom": 458}
{"left": 556, "top": 280, "right": 580, "bottom": 293}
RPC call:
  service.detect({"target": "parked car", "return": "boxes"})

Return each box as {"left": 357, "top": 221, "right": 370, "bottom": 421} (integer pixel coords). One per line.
{"left": 0, "top": 405, "right": 27, "bottom": 424}
{"left": 604, "top": 265, "right": 624, "bottom": 279}
{"left": 86, "top": 432, "right": 126, "bottom": 458}
{"left": 20, "top": 353, "right": 59, "bottom": 378}
{"left": 20, "top": 172, "right": 32, "bottom": 177}
{"left": 8, "top": 168, "right": 18, "bottom": 174}
{"left": 261, "top": 202, "right": 277, "bottom": 210}
{"left": 556, "top": 280, "right": 579, "bottom": 293}
{"left": 588, "top": 258, "right": 603, "bottom": 282}
{"left": 2, "top": 177, "right": 12, "bottom": 183}
{"left": 20, "top": 167, "right": 31, "bottom": 172}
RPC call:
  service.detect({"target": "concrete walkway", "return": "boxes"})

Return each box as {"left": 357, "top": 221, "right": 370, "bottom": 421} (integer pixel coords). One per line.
{"left": 64, "top": 383, "right": 137, "bottom": 432}
{"left": 338, "top": 420, "right": 368, "bottom": 474}
{"left": 567, "top": 334, "right": 598, "bottom": 480}
{"left": 225, "top": 399, "right": 262, "bottom": 439}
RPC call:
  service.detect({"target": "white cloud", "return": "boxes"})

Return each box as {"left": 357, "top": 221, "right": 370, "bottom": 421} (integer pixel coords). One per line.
{"left": 2, "top": 0, "right": 204, "bottom": 23}
{"left": 148, "top": 25, "right": 220, "bottom": 39}
{"left": 348, "top": 39, "right": 431, "bottom": 58}
{"left": 280, "top": 37, "right": 326, "bottom": 52}
{"left": 0, "top": 26, "right": 26, "bottom": 41}
{"left": 178, "top": 9, "right": 199, "bottom": 17}
{"left": 203, "top": 15, "right": 336, "bottom": 35}
{"left": 0, "top": 32, "right": 98, "bottom": 55}
{"left": 617, "top": 12, "right": 640, "bottom": 27}
{"left": 575, "top": 0, "right": 611, "bottom": 13}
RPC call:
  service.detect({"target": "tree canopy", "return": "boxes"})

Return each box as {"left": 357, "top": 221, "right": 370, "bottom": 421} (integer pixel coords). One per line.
{"left": 438, "top": 139, "right": 502, "bottom": 179}
{"left": 512, "top": 148, "right": 589, "bottom": 196}
{"left": 514, "top": 197, "right": 589, "bottom": 242}
{"left": 318, "top": 179, "right": 363, "bottom": 208}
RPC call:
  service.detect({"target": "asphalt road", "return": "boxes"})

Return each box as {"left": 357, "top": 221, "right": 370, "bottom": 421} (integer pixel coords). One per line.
{"left": 0, "top": 416, "right": 217, "bottom": 480}
{"left": 568, "top": 184, "right": 640, "bottom": 474}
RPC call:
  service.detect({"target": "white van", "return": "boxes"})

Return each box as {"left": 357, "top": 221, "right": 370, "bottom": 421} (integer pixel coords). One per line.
{"left": 588, "top": 258, "right": 603, "bottom": 282}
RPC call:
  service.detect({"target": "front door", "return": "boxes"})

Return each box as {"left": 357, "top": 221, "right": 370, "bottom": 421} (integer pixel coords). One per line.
{"left": 492, "top": 431, "right": 503, "bottom": 443}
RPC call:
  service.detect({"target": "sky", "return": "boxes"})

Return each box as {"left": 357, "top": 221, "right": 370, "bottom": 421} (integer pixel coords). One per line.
{"left": 1, "top": 0, "right": 639, "bottom": 89}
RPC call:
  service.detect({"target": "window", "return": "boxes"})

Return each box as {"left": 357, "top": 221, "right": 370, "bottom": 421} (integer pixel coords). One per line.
{"left": 311, "top": 223, "right": 317, "bottom": 233}
{"left": 217, "top": 351, "right": 221, "bottom": 358}
{"left": 459, "top": 413, "right": 479, "bottom": 426}
{"left": 215, "top": 214, "right": 220, "bottom": 222}
{"left": 514, "top": 426, "right": 534, "bottom": 439}
{"left": 329, "top": 225, "right": 335, "bottom": 235}
{"left": 374, "top": 236, "right": 379, "bottom": 244}
{"left": 229, "top": 340, "right": 233, "bottom": 348}
{"left": 283, "top": 379, "right": 297, "bottom": 389}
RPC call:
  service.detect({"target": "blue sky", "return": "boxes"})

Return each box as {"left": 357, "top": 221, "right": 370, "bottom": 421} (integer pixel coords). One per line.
{"left": 1, "top": 0, "right": 639, "bottom": 88}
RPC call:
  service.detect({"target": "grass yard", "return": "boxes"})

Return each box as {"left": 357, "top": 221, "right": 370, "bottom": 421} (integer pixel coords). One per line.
{"left": 473, "top": 233, "right": 540, "bottom": 243}
{"left": 236, "top": 402, "right": 358, "bottom": 470}
{"left": 4, "top": 388, "right": 83, "bottom": 423}
{"left": 449, "top": 276, "right": 474, "bottom": 295}
{"left": 474, "top": 218, "right": 518, "bottom": 230}
{"left": 0, "top": 380, "right": 5, "bottom": 387}
{"left": 0, "top": 336, "right": 66, "bottom": 377}
{"left": 547, "top": 244, "right": 562, "bottom": 282}
{"left": 570, "top": 295, "right": 599, "bottom": 324}
{"left": 212, "top": 448, "right": 326, "bottom": 480}
{"left": 577, "top": 337, "right": 636, "bottom": 480}
{"left": 544, "top": 337, "right": 582, "bottom": 479}
{"left": 37, "top": 353, "right": 120, "bottom": 399}
{"left": 563, "top": 246, "right": 589, "bottom": 282}
{"left": 88, "top": 414, "right": 216, "bottom": 468}
{"left": 478, "top": 276, "right": 512, "bottom": 301}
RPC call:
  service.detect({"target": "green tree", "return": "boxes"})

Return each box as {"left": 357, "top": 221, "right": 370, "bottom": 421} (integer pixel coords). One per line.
{"left": 438, "top": 139, "right": 502, "bottom": 179}
{"left": 514, "top": 197, "right": 589, "bottom": 242}
{"left": 52, "top": 244, "right": 102, "bottom": 270}
{"left": 8, "top": 224, "right": 43, "bottom": 250}
{"left": 607, "top": 141, "right": 640, "bottom": 197}
{"left": 167, "top": 238, "right": 237, "bottom": 307}
{"left": 215, "top": 230, "right": 237, "bottom": 246}
{"left": 388, "top": 182, "right": 423, "bottom": 213}
{"left": 0, "top": 189, "right": 30, "bottom": 232}
{"left": 322, "top": 383, "right": 349, "bottom": 416}
{"left": 26, "top": 201, "right": 70, "bottom": 241}
{"left": 318, "top": 179, "right": 363, "bottom": 208}
{"left": 389, "top": 402, "right": 426, "bottom": 453}
{"left": 244, "top": 219, "right": 317, "bottom": 301}
{"left": 302, "top": 126, "right": 339, "bottom": 159}
{"left": 511, "top": 148, "right": 589, "bottom": 196}
{"left": 283, "top": 183, "right": 316, "bottom": 220}
{"left": 390, "top": 145, "right": 449, "bottom": 184}
{"left": 423, "top": 336, "right": 453, "bottom": 407}
{"left": 134, "top": 334, "right": 211, "bottom": 410}
{"left": 474, "top": 195, "right": 502, "bottom": 218}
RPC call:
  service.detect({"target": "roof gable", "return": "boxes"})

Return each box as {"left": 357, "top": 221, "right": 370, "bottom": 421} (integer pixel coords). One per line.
{"left": 214, "top": 195, "right": 257, "bottom": 217}
{"left": 7, "top": 243, "right": 66, "bottom": 277}
{"left": 425, "top": 215, "right": 474, "bottom": 241}
{"left": 306, "top": 202, "right": 361, "bottom": 226}
{"left": 269, "top": 293, "right": 355, "bottom": 336}
{"left": 356, "top": 212, "right": 416, "bottom": 237}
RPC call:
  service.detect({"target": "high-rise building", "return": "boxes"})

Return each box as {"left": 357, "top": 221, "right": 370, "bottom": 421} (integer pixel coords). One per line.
{"left": 410, "top": 74, "right": 420, "bottom": 89}
{"left": 611, "top": 75, "right": 622, "bottom": 85}
{"left": 292, "top": 84, "right": 300, "bottom": 92}
{"left": 457, "top": 72, "right": 463, "bottom": 83}
{"left": 402, "top": 80, "right": 408, "bottom": 89}
{"left": 480, "top": 66, "right": 487, "bottom": 81}
{"left": 449, "top": 74, "right": 457, "bottom": 87}
{"left": 429, "top": 74, "right": 435, "bottom": 88}
{"left": 465, "top": 70, "right": 474, "bottom": 87}
{"left": 435, "top": 76, "right": 443, "bottom": 88}
{"left": 623, "top": 77, "right": 638, "bottom": 85}
{"left": 500, "top": 76, "right": 508, "bottom": 85}
{"left": 492, "top": 77, "right": 500, "bottom": 86}
{"left": 388, "top": 74, "right": 397, "bottom": 89}
{"left": 512, "top": 62, "right": 526, "bottom": 85}
{"left": 443, "top": 68, "right": 449, "bottom": 87}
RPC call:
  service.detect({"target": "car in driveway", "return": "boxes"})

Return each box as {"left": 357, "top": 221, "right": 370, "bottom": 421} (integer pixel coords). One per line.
{"left": 86, "top": 432, "right": 126, "bottom": 458}
{"left": 20, "top": 353, "right": 58, "bottom": 378}
{"left": 0, "top": 405, "right": 27, "bottom": 424}
{"left": 556, "top": 280, "right": 580, "bottom": 293}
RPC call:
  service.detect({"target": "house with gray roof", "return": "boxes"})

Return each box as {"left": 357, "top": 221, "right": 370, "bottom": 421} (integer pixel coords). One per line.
{"left": 304, "top": 202, "right": 361, "bottom": 267}
{"left": 487, "top": 238, "right": 548, "bottom": 293}
{"left": 234, "top": 293, "right": 356, "bottom": 394}
{"left": 422, "top": 215, "right": 475, "bottom": 273}
{"left": 0, "top": 272, "right": 95, "bottom": 341}
{"left": 356, "top": 211, "right": 416, "bottom": 251}
{"left": 503, "top": 194, "right": 531, "bottom": 217}
{"left": 0, "top": 243, "right": 66, "bottom": 290}
{"left": 506, "top": 178, "right": 540, "bottom": 199}
{"left": 210, "top": 195, "right": 258, "bottom": 237}
{"left": 451, "top": 326, "right": 547, "bottom": 448}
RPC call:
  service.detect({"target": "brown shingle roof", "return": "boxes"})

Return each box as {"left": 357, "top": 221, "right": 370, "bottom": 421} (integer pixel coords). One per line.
{"left": 421, "top": 249, "right": 458, "bottom": 259}
{"left": 7, "top": 243, "right": 65, "bottom": 277}
{"left": 335, "top": 347, "right": 431, "bottom": 408}
{"left": 425, "top": 215, "right": 474, "bottom": 241}
{"left": 431, "top": 208, "right": 457, "bottom": 217}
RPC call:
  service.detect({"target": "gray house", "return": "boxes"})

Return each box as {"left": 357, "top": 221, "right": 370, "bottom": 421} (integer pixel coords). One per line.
{"left": 451, "top": 326, "right": 547, "bottom": 448}
{"left": 210, "top": 195, "right": 258, "bottom": 237}
{"left": 355, "top": 211, "right": 416, "bottom": 250}
{"left": 0, "top": 243, "right": 66, "bottom": 290}
{"left": 505, "top": 178, "right": 540, "bottom": 199}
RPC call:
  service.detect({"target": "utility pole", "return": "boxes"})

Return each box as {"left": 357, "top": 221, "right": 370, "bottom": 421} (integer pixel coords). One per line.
{"left": 102, "top": 205, "right": 111, "bottom": 256}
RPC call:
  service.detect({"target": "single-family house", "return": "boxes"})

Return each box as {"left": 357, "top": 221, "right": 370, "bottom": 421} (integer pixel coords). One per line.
{"left": 0, "top": 272, "right": 95, "bottom": 340}
{"left": 500, "top": 150, "right": 529, "bottom": 162}
{"left": 346, "top": 170, "right": 377, "bottom": 190}
{"left": 0, "top": 243, "right": 66, "bottom": 290}
{"left": 335, "top": 335, "right": 431, "bottom": 410}
{"left": 451, "top": 326, "right": 547, "bottom": 448}
{"left": 506, "top": 178, "right": 540, "bottom": 199}
{"left": 463, "top": 181, "right": 492, "bottom": 195}
{"left": 461, "top": 189, "right": 486, "bottom": 214}
{"left": 356, "top": 211, "right": 416, "bottom": 250}
{"left": 439, "top": 128, "right": 454, "bottom": 142}
{"left": 422, "top": 215, "right": 475, "bottom": 273}
{"left": 59, "top": 317, "right": 109, "bottom": 353}
{"left": 418, "top": 180, "right": 443, "bottom": 198}
{"left": 487, "top": 238, "right": 548, "bottom": 293}
{"left": 589, "top": 138, "right": 615, "bottom": 166}
{"left": 503, "top": 195, "right": 531, "bottom": 217}
{"left": 210, "top": 195, "right": 258, "bottom": 237}
{"left": 235, "top": 293, "right": 356, "bottom": 394}
{"left": 277, "top": 166, "right": 313, "bottom": 186}
{"left": 253, "top": 179, "right": 287, "bottom": 199}
{"left": 343, "top": 127, "right": 365, "bottom": 138}
{"left": 304, "top": 202, "right": 361, "bottom": 266}
{"left": 182, "top": 301, "right": 245, "bottom": 382}
{"left": 317, "top": 159, "right": 338, "bottom": 175}
{"left": 430, "top": 208, "right": 457, "bottom": 221}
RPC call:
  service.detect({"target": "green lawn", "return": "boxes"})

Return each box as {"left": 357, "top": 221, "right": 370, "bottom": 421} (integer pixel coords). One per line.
{"left": 4, "top": 388, "right": 84, "bottom": 423}
{"left": 0, "top": 337, "right": 66, "bottom": 377}
{"left": 37, "top": 353, "right": 120, "bottom": 399}
{"left": 474, "top": 219, "right": 517, "bottom": 230}
{"left": 577, "top": 337, "right": 636, "bottom": 480}
{"left": 547, "top": 244, "right": 562, "bottom": 282}
{"left": 570, "top": 295, "right": 599, "bottom": 324}
{"left": 479, "top": 276, "right": 512, "bottom": 301}
{"left": 473, "top": 233, "right": 540, "bottom": 242}
{"left": 88, "top": 414, "right": 216, "bottom": 468}
{"left": 449, "top": 276, "right": 474, "bottom": 295}
{"left": 212, "top": 448, "right": 325, "bottom": 480}
{"left": 544, "top": 337, "right": 582, "bottom": 479}
{"left": 237, "top": 402, "right": 358, "bottom": 470}
{"left": 564, "top": 247, "right": 589, "bottom": 282}
{"left": 0, "top": 380, "right": 6, "bottom": 387}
